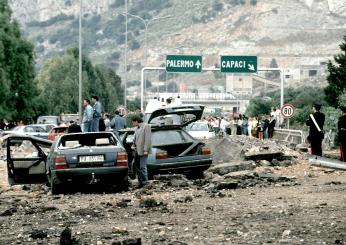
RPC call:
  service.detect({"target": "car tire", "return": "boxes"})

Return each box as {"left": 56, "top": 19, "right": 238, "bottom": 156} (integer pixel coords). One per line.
{"left": 51, "top": 182, "right": 62, "bottom": 195}
{"left": 187, "top": 170, "right": 204, "bottom": 180}
{"left": 116, "top": 176, "right": 129, "bottom": 192}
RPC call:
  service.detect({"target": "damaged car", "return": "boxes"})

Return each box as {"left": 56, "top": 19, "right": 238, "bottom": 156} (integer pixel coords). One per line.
{"left": 6, "top": 132, "right": 128, "bottom": 194}
{"left": 120, "top": 105, "right": 213, "bottom": 179}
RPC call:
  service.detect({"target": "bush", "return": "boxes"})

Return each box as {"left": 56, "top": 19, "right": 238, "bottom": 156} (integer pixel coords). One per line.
{"left": 110, "top": 0, "right": 125, "bottom": 8}
{"left": 27, "top": 14, "right": 74, "bottom": 28}
{"left": 129, "top": 40, "right": 140, "bottom": 50}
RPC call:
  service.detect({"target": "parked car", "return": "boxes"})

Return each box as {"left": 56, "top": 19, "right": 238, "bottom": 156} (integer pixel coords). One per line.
{"left": 0, "top": 124, "right": 53, "bottom": 139}
{"left": 119, "top": 105, "right": 212, "bottom": 179}
{"left": 37, "top": 115, "right": 61, "bottom": 125}
{"left": 6, "top": 132, "right": 128, "bottom": 194}
{"left": 47, "top": 125, "right": 69, "bottom": 141}
{"left": 186, "top": 121, "right": 215, "bottom": 140}
{"left": 60, "top": 113, "right": 79, "bottom": 125}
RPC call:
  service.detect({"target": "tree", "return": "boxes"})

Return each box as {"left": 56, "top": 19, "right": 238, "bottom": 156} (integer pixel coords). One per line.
{"left": 325, "top": 35, "right": 346, "bottom": 107}
{"left": 245, "top": 96, "right": 272, "bottom": 117}
{"left": 37, "top": 48, "right": 123, "bottom": 115}
{"left": 0, "top": 0, "right": 39, "bottom": 121}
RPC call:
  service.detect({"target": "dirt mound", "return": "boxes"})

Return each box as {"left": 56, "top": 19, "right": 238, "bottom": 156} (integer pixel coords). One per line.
{"left": 209, "top": 136, "right": 303, "bottom": 165}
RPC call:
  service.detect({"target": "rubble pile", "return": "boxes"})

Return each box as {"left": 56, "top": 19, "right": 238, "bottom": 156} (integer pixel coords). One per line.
{"left": 210, "top": 136, "right": 303, "bottom": 165}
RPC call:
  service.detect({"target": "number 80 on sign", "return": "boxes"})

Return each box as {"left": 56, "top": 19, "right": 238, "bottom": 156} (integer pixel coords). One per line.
{"left": 281, "top": 104, "right": 295, "bottom": 118}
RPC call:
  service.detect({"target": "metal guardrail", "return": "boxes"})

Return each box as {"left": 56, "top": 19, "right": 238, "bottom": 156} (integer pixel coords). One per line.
{"left": 274, "top": 128, "right": 305, "bottom": 144}
{"left": 274, "top": 128, "right": 335, "bottom": 148}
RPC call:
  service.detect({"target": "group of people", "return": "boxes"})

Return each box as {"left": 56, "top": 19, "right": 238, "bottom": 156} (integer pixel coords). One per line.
{"left": 0, "top": 119, "right": 25, "bottom": 131}
{"left": 205, "top": 114, "right": 278, "bottom": 140}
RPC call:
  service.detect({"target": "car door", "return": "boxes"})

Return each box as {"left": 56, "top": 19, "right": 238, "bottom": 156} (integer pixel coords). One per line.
{"left": 6, "top": 135, "right": 52, "bottom": 185}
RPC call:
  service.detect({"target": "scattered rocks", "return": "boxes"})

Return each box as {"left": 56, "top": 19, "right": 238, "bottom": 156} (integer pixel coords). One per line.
{"left": 153, "top": 174, "right": 191, "bottom": 188}
{"left": 207, "top": 161, "right": 256, "bottom": 176}
{"left": 111, "top": 238, "right": 142, "bottom": 245}
{"left": 60, "top": 227, "right": 72, "bottom": 245}
{"left": 139, "top": 197, "right": 166, "bottom": 208}
{"left": 30, "top": 229, "right": 47, "bottom": 239}
{"left": 112, "top": 227, "right": 129, "bottom": 235}
{"left": 0, "top": 207, "right": 17, "bottom": 216}
{"left": 173, "top": 195, "right": 193, "bottom": 203}
{"left": 73, "top": 208, "right": 103, "bottom": 217}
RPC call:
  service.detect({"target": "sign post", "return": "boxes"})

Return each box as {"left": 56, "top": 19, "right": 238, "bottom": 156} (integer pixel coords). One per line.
{"left": 281, "top": 104, "right": 295, "bottom": 129}
{"left": 166, "top": 55, "right": 202, "bottom": 73}
{"left": 220, "top": 56, "right": 257, "bottom": 73}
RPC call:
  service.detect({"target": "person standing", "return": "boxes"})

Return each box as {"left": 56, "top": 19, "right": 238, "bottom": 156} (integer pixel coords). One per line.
{"left": 91, "top": 95, "right": 102, "bottom": 132}
{"left": 306, "top": 102, "right": 325, "bottom": 156}
{"left": 67, "top": 120, "right": 82, "bottom": 133}
{"left": 110, "top": 110, "right": 126, "bottom": 132}
{"left": 131, "top": 115, "right": 152, "bottom": 187}
{"left": 103, "top": 113, "right": 111, "bottom": 131}
{"left": 82, "top": 99, "right": 93, "bottom": 132}
{"left": 338, "top": 106, "right": 346, "bottom": 161}
{"left": 268, "top": 115, "right": 276, "bottom": 138}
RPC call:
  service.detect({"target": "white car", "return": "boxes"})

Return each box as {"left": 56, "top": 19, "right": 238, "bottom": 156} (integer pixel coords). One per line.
{"left": 186, "top": 121, "right": 215, "bottom": 139}
{"left": 0, "top": 124, "right": 53, "bottom": 139}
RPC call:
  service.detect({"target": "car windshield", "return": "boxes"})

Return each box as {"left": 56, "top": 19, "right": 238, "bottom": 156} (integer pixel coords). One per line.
{"left": 11, "top": 126, "right": 21, "bottom": 131}
{"left": 152, "top": 130, "right": 194, "bottom": 146}
{"left": 58, "top": 133, "right": 118, "bottom": 148}
{"left": 188, "top": 123, "right": 209, "bottom": 131}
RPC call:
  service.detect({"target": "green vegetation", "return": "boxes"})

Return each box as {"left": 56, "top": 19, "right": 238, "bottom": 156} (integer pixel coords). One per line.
{"left": 26, "top": 14, "right": 74, "bottom": 28}
{"left": 246, "top": 86, "right": 327, "bottom": 128}
{"left": 325, "top": 35, "right": 346, "bottom": 107}
{"left": 0, "top": 0, "right": 40, "bottom": 121}
{"left": 36, "top": 48, "right": 123, "bottom": 115}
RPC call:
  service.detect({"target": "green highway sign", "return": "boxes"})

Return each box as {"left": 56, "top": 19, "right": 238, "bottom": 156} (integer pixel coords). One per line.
{"left": 166, "top": 55, "right": 202, "bottom": 73}
{"left": 220, "top": 55, "right": 257, "bottom": 73}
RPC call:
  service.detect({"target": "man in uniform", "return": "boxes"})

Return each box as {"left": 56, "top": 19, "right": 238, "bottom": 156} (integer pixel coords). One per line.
{"left": 338, "top": 106, "right": 346, "bottom": 161}
{"left": 306, "top": 102, "right": 325, "bottom": 156}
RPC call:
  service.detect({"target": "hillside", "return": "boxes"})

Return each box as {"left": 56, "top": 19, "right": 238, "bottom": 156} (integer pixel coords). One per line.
{"left": 9, "top": 0, "right": 346, "bottom": 85}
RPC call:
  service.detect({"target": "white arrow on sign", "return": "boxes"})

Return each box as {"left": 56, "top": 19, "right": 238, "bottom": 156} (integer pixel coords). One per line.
{"left": 248, "top": 64, "right": 255, "bottom": 71}
{"left": 195, "top": 60, "right": 201, "bottom": 69}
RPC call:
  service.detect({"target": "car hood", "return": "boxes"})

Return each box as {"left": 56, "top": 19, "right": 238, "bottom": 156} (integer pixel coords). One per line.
{"left": 147, "top": 105, "right": 205, "bottom": 127}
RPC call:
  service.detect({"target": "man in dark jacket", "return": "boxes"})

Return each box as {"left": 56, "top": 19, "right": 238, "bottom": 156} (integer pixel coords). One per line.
{"left": 338, "top": 106, "right": 346, "bottom": 161}
{"left": 306, "top": 102, "right": 325, "bottom": 156}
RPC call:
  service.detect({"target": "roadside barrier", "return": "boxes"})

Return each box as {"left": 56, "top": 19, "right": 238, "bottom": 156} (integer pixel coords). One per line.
{"left": 273, "top": 128, "right": 305, "bottom": 144}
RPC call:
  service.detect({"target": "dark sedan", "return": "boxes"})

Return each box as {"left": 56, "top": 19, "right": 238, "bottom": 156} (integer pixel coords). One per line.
{"left": 6, "top": 132, "right": 128, "bottom": 194}
{"left": 120, "top": 105, "right": 213, "bottom": 179}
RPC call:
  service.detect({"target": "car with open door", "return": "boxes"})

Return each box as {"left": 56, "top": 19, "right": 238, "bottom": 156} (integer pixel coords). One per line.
{"left": 6, "top": 132, "right": 128, "bottom": 194}
{"left": 119, "top": 105, "right": 212, "bottom": 179}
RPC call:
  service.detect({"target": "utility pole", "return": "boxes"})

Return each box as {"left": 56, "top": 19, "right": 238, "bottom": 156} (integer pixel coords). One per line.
{"left": 78, "top": 0, "right": 83, "bottom": 122}
{"left": 124, "top": 0, "right": 128, "bottom": 107}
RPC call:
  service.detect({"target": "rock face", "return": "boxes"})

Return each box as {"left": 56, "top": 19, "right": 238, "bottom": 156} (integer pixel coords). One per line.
{"left": 7, "top": 0, "right": 346, "bottom": 76}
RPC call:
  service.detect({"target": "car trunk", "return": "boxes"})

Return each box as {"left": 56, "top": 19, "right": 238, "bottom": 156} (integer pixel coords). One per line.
{"left": 154, "top": 142, "right": 203, "bottom": 157}
{"left": 60, "top": 147, "right": 120, "bottom": 168}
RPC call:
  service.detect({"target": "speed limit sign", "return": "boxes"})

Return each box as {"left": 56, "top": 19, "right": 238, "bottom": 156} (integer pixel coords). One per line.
{"left": 281, "top": 104, "right": 295, "bottom": 118}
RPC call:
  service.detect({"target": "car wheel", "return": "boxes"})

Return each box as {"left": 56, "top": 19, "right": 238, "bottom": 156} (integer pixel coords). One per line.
{"left": 48, "top": 172, "right": 63, "bottom": 195}
{"left": 187, "top": 171, "right": 204, "bottom": 180}
{"left": 116, "top": 176, "right": 129, "bottom": 192}
{"left": 51, "top": 182, "right": 62, "bottom": 195}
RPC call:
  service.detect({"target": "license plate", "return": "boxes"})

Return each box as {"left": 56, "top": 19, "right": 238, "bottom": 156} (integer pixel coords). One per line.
{"left": 79, "top": 155, "right": 104, "bottom": 163}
